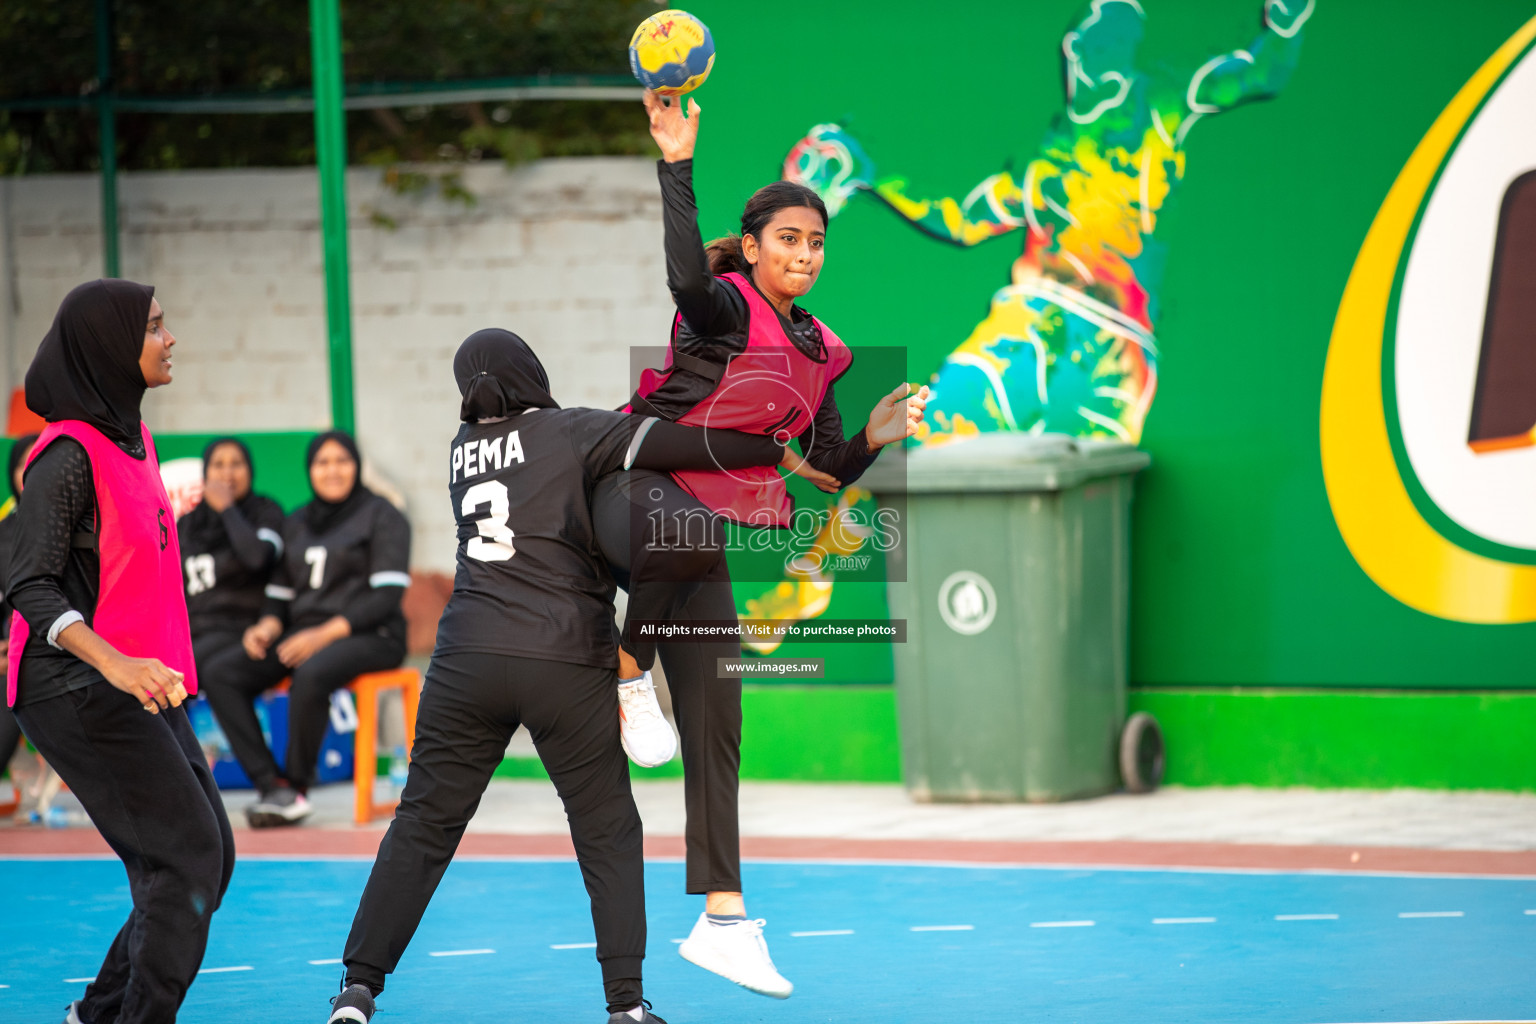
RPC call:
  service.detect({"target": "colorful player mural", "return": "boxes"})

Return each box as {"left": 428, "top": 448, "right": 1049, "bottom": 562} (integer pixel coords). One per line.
{"left": 1321, "top": 14, "right": 1536, "bottom": 623}
{"left": 786, "top": 0, "right": 1312, "bottom": 446}
{"left": 740, "top": 0, "right": 1312, "bottom": 644}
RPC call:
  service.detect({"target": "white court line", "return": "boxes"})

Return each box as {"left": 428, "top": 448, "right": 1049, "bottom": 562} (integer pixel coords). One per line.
{"left": 428, "top": 948, "right": 495, "bottom": 958}
{"left": 1153, "top": 917, "right": 1216, "bottom": 925}
{"left": 1399, "top": 911, "right": 1464, "bottom": 918}
{"left": 1526, "top": 909, "right": 1536, "bottom": 915}
{"left": 550, "top": 943, "right": 597, "bottom": 950}
{"left": 0, "top": 983, "right": 8, "bottom": 988}
{"left": 1030, "top": 920, "right": 1095, "bottom": 928}
{"left": 309, "top": 958, "right": 343, "bottom": 965}
{"left": 910, "top": 925, "right": 974, "bottom": 932}
{"left": 670, "top": 938, "right": 685, "bottom": 944}
{"left": 198, "top": 966, "right": 253, "bottom": 975}
{"left": 1275, "top": 914, "right": 1338, "bottom": 921}
{"left": 790, "top": 930, "right": 854, "bottom": 937}
{"left": 64, "top": 977, "right": 97, "bottom": 984}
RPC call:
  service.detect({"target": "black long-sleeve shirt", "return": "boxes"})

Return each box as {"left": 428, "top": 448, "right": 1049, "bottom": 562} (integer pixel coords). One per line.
{"left": 0, "top": 511, "right": 19, "bottom": 641}
{"left": 645, "top": 158, "right": 881, "bottom": 487}
{"left": 7, "top": 438, "right": 105, "bottom": 704}
{"left": 261, "top": 492, "right": 411, "bottom": 644}
{"left": 178, "top": 495, "right": 286, "bottom": 636}
{"left": 434, "top": 408, "right": 784, "bottom": 668}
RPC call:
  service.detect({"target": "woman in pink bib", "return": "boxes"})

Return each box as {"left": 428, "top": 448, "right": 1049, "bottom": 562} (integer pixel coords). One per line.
{"left": 7, "top": 280, "right": 235, "bottom": 1024}
{"left": 588, "top": 91, "right": 926, "bottom": 999}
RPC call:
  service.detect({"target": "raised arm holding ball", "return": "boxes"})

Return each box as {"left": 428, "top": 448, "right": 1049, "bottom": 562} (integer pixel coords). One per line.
{"left": 587, "top": 83, "right": 925, "bottom": 1001}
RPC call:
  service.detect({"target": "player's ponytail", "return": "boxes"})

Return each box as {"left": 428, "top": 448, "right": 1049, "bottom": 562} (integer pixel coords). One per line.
{"left": 705, "top": 181, "right": 829, "bottom": 278}
{"left": 705, "top": 235, "right": 750, "bottom": 275}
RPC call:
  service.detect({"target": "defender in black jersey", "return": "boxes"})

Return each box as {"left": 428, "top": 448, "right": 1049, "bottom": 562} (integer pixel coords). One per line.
{"left": 177, "top": 437, "right": 284, "bottom": 688}
{"left": 326, "top": 329, "right": 813, "bottom": 1024}
{"left": 202, "top": 431, "right": 409, "bottom": 827}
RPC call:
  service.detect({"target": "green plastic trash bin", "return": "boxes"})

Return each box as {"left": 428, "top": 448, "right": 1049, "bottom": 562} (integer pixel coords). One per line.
{"left": 867, "top": 434, "right": 1156, "bottom": 802}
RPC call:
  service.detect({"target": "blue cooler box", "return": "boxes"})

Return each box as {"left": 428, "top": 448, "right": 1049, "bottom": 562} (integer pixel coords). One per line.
{"left": 188, "top": 690, "right": 356, "bottom": 789}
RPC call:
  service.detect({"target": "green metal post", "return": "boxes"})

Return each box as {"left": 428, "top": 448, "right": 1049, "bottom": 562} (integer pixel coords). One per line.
{"left": 309, "top": 0, "right": 355, "bottom": 433}
{"left": 95, "top": 0, "right": 119, "bottom": 278}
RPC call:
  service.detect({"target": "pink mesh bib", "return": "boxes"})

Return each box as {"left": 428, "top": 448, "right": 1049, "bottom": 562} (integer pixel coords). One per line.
{"left": 634, "top": 272, "right": 853, "bottom": 526}
{"left": 7, "top": 421, "right": 196, "bottom": 706}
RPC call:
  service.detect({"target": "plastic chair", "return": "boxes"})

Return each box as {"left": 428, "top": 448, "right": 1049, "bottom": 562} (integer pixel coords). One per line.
{"left": 349, "top": 668, "right": 421, "bottom": 825}
{"left": 265, "top": 667, "right": 422, "bottom": 825}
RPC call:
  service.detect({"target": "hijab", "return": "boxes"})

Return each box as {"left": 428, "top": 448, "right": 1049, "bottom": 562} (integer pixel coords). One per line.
{"left": 180, "top": 436, "right": 260, "bottom": 548}
{"left": 303, "top": 430, "right": 372, "bottom": 535}
{"left": 26, "top": 279, "right": 156, "bottom": 457}
{"left": 453, "top": 328, "right": 560, "bottom": 422}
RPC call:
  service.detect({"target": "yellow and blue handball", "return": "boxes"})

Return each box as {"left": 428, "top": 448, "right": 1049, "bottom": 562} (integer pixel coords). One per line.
{"left": 629, "top": 9, "right": 715, "bottom": 97}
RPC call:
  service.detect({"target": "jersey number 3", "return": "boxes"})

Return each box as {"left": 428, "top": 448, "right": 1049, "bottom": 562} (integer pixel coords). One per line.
{"left": 463, "top": 480, "right": 516, "bottom": 562}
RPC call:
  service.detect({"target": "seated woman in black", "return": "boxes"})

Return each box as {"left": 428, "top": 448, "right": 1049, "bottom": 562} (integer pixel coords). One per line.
{"left": 202, "top": 431, "right": 410, "bottom": 828}
{"left": 177, "top": 437, "right": 285, "bottom": 683}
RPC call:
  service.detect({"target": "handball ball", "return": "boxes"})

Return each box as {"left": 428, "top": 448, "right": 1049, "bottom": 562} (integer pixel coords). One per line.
{"left": 629, "top": 9, "right": 715, "bottom": 97}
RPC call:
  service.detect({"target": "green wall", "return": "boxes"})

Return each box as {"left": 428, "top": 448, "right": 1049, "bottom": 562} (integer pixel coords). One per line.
{"left": 492, "top": 685, "right": 1536, "bottom": 791}
{"left": 688, "top": 0, "right": 1536, "bottom": 691}
{"left": 1, "top": 431, "right": 318, "bottom": 511}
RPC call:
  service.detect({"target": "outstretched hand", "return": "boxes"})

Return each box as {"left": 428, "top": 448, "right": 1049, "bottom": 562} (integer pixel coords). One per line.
{"left": 782, "top": 123, "right": 877, "bottom": 218}
{"left": 644, "top": 90, "right": 700, "bottom": 163}
{"left": 780, "top": 445, "right": 842, "bottom": 494}
{"left": 865, "top": 383, "right": 930, "bottom": 450}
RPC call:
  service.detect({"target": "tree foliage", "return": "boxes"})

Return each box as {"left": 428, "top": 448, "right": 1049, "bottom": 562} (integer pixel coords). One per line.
{"left": 0, "top": 0, "right": 661, "bottom": 175}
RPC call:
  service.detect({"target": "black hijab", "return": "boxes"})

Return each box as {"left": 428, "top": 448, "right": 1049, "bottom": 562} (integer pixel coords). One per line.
{"left": 304, "top": 430, "right": 372, "bottom": 535}
{"left": 180, "top": 436, "right": 260, "bottom": 547}
{"left": 454, "top": 329, "right": 560, "bottom": 422}
{"left": 26, "top": 279, "right": 156, "bottom": 457}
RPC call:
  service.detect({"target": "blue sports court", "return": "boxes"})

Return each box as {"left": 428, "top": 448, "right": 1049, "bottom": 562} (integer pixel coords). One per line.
{"left": 3, "top": 856, "right": 1532, "bottom": 1023}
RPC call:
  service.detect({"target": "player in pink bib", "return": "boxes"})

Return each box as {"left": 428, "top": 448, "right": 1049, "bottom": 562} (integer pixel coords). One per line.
{"left": 7, "top": 280, "right": 235, "bottom": 1024}
{"left": 591, "top": 91, "right": 926, "bottom": 1000}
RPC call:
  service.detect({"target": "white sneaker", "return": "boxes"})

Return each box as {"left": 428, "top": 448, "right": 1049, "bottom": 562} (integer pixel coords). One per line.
{"left": 617, "top": 672, "right": 676, "bottom": 768}
{"left": 677, "top": 912, "right": 793, "bottom": 999}
{"left": 245, "top": 786, "right": 313, "bottom": 828}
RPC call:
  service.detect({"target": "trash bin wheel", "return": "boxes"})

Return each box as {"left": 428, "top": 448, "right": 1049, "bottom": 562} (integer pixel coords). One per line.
{"left": 1119, "top": 711, "right": 1164, "bottom": 794}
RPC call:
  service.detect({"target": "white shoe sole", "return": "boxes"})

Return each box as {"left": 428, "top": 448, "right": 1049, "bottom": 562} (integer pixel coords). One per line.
{"left": 619, "top": 727, "right": 676, "bottom": 768}
{"left": 678, "top": 937, "right": 793, "bottom": 999}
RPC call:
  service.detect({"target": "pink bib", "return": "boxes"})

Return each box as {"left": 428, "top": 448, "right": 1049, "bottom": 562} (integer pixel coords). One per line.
{"left": 7, "top": 421, "right": 196, "bottom": 706}
{"left": 634, "top": 272, "right": 853, "bottom": 526}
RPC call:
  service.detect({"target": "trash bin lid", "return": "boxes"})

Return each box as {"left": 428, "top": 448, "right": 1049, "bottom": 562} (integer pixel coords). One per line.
{"left": 860, "top": 433, "right": 1150, "bottom": 493}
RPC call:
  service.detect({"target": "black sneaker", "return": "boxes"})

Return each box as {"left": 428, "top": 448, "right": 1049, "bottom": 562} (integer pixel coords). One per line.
{"left": 327, "top": 983, "right": 375, "bottom": 1023}
{"left": 607, "top": 999, "right": 668, "bottom": 1024}
{"left": 246, "top": 785, "right": 313, "bottom": 828}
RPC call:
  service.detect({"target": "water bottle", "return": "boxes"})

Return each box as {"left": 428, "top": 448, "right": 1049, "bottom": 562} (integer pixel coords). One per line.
{"left": 44, "top": 805, "right": 70, "bottom": 829}
{"left": 388, "top": 746, "right": 409, "bottom": 794}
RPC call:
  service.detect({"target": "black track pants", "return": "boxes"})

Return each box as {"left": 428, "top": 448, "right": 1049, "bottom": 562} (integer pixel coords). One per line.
{"left": 190, "top": 628, "right": 243, "bottom": 685}
{"left": 341, "top": 651, "right": 646, "bottom": 1014}
{"left": 592, "top": 469, "right": 743, "bottom": 894}
{"left": 200, "top": 632, "right": 405, "bottom": 793}
{"left": 15, "top": 683, "right": 236, "bottom": 1024}
{"left": 0, "top": 705, "right": 21, "bottom": 769}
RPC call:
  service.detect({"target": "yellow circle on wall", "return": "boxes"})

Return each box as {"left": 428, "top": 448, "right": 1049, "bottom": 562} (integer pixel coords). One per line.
{"left": 1320, "top": 15, "right": 1536, "bottom": 623}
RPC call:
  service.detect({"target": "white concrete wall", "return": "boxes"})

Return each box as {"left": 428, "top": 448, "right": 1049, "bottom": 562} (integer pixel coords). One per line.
{"left": 0, "top": 159, "right": 673, "bottom": 572}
